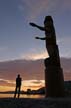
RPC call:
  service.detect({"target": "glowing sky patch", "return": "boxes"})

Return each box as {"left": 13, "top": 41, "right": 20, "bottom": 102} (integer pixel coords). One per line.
{"left": 0, "top": 79, "right": 45, "bottom": 92}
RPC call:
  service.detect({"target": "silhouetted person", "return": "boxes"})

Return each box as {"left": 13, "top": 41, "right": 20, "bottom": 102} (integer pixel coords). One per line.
{"left": 14, "top": 74, "right": 22, "bottom": 98}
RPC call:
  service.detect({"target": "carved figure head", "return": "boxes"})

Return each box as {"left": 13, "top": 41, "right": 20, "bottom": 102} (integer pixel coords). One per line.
{"left": 44, "top": 16, "right": 53, "bottom": 26}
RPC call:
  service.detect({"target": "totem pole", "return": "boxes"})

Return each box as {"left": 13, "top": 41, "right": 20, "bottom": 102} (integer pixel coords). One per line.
{"left": 29, "top": 16, "right": 65, "bottom": 97}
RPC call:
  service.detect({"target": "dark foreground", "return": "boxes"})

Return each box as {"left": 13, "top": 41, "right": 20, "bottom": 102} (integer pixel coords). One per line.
{"left": 0, "top": 98, "right": 71, "bottom": 108}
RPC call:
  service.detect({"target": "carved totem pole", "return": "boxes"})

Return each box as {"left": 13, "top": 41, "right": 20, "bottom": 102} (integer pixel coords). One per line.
{"left": 30, "top": 16, "right": 65, "bottom": 97}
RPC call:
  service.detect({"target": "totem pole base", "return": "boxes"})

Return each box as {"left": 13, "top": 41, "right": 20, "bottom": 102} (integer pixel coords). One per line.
{"left": 45, "top": 59, "right": 65, "bottom": 97}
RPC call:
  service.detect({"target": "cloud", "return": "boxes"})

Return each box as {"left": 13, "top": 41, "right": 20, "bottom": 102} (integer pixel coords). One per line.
{"left": 0, "top": 79, "right": 45, "bottom": 91}
{"left": 0, "top": 58, "right": 71, "bottom": 91}
{"left": 0, "top": 79, "right": 15, "bottom": 87}
{"left": 19, "top": 0, "right": 71, "bottom": 22}
{"left": 19, "top": 0, "right": 61, "bottom": 21}
{"left": 24, "top": 0, "right": 48, "bottom": 20}
{"left": 57, "top": 37, "right": 71, "bottom": 58}
{"left": 20, "top": 51, "right": 49, "bottom": 60}
{"left": 31, "top": 80, "right": 43, "bottom": 84}
{"left": 0, "top": 59, "right": 44, "bottom": 81}
{"left": 22, "top": 80, "right": 45, "bottom": 89}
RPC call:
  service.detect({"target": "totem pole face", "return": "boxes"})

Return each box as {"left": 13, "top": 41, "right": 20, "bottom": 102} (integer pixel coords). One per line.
{"left": 44, "top": 16, "right": 53, "bottom": 27}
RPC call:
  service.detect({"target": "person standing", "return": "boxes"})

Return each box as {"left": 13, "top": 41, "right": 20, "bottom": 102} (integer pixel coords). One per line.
{"left": 14, "top": 74, "right": 22, "bottom": 98}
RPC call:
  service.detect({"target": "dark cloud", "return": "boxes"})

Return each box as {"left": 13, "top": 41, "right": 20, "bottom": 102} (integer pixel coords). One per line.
{"left": 0, "top": 58, "right": 71, "bottom": 83}
{"left": 0, "top": 59, "right": 44, "bottom": 80}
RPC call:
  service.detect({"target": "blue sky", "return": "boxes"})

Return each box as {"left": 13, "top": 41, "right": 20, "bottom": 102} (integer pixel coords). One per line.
{"left": 0, "top": 0, "right": 71, "bottom": 61}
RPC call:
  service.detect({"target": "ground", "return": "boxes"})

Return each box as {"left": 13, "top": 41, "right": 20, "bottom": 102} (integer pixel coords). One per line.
{"left": 0, "top": 98, "right": 71, "bottom": 108}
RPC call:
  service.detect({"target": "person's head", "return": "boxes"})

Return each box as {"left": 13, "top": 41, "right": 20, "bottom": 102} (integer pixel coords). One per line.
{"left": 44, "top": 16, "right": 53, "bottom": 26}
{"left": 17, "top": 74, "right": 20, "bottom": 78}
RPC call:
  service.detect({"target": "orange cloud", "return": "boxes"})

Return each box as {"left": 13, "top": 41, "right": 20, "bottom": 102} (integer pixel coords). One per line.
{"left": 0, "top": 79, "right": 15, "bottom": 87}
{"left": 0, "top": 85, "right": 15, "bottom": 92}
{"left": 0, "top": 80, "right": 45, "bottom": 92}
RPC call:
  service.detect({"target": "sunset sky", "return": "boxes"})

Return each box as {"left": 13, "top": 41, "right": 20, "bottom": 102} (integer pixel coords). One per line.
{"left": 0, "top": 0, "right": 71, "bottom": 92}
{"left": 0, "top": 0, "right": 71, "bottom": 61}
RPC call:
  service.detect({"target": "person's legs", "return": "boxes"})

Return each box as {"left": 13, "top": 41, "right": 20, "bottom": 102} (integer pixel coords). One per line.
{"left": 18, "top": 86, "right": 21, "bottom": 98}
{"left": 14, "top": 86, "right": 17, "bottom": 98}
